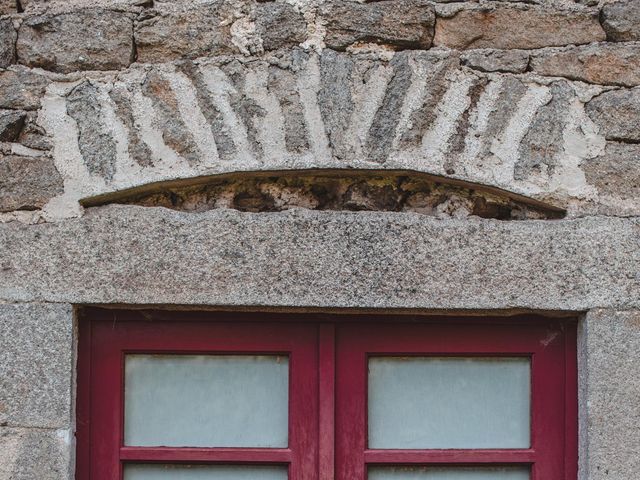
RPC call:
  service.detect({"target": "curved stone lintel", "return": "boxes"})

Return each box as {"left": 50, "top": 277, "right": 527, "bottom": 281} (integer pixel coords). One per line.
{"left": 0, "top": 205, "right": 637, "bottom": 310}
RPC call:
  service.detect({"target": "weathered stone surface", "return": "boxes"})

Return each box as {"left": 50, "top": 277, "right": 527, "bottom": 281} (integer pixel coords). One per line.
{"left": 583, "top": 142, "right": 640, "bottom": 203}
{"left": 321, "top": 0, "right": 435, "bottom": 50}
{"left": 601, "top": 0, "right": 640, "bottom": 42}
{"left": 0, "top": 155, "right": 63, "bottom": 211}
{"left": 0, "top": 110, "right": 26, "bottom": 142}
{"left": 255, "top": 3, "right": 306, "bottom": 51}
{"left": 586, "top": 88, "right": 640, "bottom": 142}
{"left": 460, "top": 49, "right": 529, "bottom": 74}
{"left": 530, "top": 43, "right": 640, "bottom": 87}
{"left": 0, "top": 303, "right": 73, "bottom": 428}
{"left": 135, "top": 3, "right": 236, "bottom": 63}
{"left": 0, "top": 67, "right": 48, "bottom": 110}
{"left": 0, "top": 427, "right": 72, "bottom": 480}
{"left": 0, "top": 18, "right": 16, "bottom": 69}
{"left": 0, "top": 0, "right": 17, "bottom": 15}
{"left": 16, "top": 9, "right": 134, "bottom": 73}
{"left": 0, "top": 206, "right": 639, "bottom": 310}
{"left": 16, "top": 111, "right": 51, "bottom": 151}
{"left": 433, "top": 6, "right": 605, "bottom": 49}
{"left": 580, "top": 309, "right": 640, "bottom": 479}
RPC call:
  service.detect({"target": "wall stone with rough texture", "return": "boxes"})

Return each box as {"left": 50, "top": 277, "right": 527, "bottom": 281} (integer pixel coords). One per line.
{"left": 0, "top": 303, "right": 74, "bottom": 428}
{"left": 0, "top": 303, "right": 74, "bottom": 480}
{"left": 0, "top": 427, "right": 73, "bottom": 480}
{"left": 580, "top": 309, "right": 640, "bottom": 480}
{"left": 0, "top": 0, "right": 636, "bottom": 222}
{"left": 601, "top": 0, "right": 640, "bottom": 42}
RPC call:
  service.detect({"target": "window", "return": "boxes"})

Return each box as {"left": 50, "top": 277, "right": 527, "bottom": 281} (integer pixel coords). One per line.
{"left": 77, "top": 310, "right": 577, "bottom": 480}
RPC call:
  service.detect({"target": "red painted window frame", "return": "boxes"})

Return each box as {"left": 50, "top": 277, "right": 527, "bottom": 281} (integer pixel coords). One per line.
{"left": 335, "top": 321, "right": 577, "bottom": 480}
{"left": 77, "top": 311, "right": 319, "bottom": 480}
{"left": 77, "top": 309, "right": 577, "bottom": 480}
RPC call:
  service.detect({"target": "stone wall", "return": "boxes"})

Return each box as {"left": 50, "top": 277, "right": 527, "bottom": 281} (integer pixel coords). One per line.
{"left": 0, "top": 0, "right": 639, "bottom": 479}
{"left": 0, "top": 0, "right": 638, "bottom": 220}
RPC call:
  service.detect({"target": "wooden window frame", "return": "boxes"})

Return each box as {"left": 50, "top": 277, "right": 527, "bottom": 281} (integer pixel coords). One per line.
{"left": 77, "top": 309, "right": 577, "bottom": 480}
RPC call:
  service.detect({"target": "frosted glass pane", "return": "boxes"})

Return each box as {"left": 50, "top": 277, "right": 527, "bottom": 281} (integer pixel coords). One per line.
{"left": 124, "top": 465, "right": 287, "bottom": 480}
{"left": 368, "top": 357, "right": 530, "bottom": 449}
{"left": 369, "top": 467, "right": 529, "bottom": 480}
{"left": 125, "top": 355, "right": 288, "bottom": 447}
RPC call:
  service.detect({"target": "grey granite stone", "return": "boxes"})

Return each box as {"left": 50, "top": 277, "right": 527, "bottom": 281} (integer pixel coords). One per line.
{"left": 530, "top": 43, "right": 640, "bottom": 87}
{"left": 0, "top": 206, "right": 638, "bottom": 310}
{"left": 141, "top": 70, "right": 201, "bottom": 166}
{"left": 0, "top": 427, "right": 72, "bottom": 480}
{"left": 16, "top": 111, "right": 52, "bottom": 151}
{"left": 0, "top": 303, "right": 73, "bottom": 428}
{"left": 16, "top": 9, "right": 134, "bottom": 73}
{"left": 0, "top": 67, "right": 48, "bottom": 111}
{"left": 0, "top": 155, "right": 63, "bottom": 212}
{"left": 0, "top": 0, "right": 17, "bottom": 15}
{"left": 321, "top": 0, "right": 435, "bottom": 50}
{"left": 434, "top": 5, "right": 605, "bottom": 50}
{"left": 268, "top": 64, "right": 310, "bottom": 154}
{"left": 586, "top": 87, "right": 640, "bottom": 142}
{"left": 66, "top": 81, "right": 117, "bottom": 180}
{"left": 515, "top": 82, "right": 572, "bottom": 180}
{"left": 580, "top": 309, "right": 640, "bottom": 480}
{"left": 134, "top": 2, "right": 237, "bottom": 63}
{"left": 460, "top": 49, "right": 530, "bottom": 74}
{"left": 0, "top": 110, "right": 26, "bottom": 142}
{"left": 176, "top": 60, "right": 237, "bottom": 161}
{"left": 0, "top": 17, "right": 16, "bottom": 69}
{"left": 583, "top": 142, "right": 640, "bottom": 202}
{"left": 255, "top": 3, "right": 306, "bottom": 51}
{"left": 601, "top": 0, "right": 640, "bottom": 42}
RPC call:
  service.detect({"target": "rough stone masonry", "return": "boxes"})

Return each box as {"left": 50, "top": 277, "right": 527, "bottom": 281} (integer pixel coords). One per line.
{"left": 0, "top": 0, "right": 639, "bottom": 479}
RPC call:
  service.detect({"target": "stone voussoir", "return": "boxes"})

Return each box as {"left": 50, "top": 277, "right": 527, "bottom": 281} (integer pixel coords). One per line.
{"left": 320, "top": 0, "right": 435, "bottom": 51}
{"left": 433, "top": 4, "right": 605, "bottom": 50}
{"left": 16, "top": 8, "right": 135, "bottom": 73}
{"left": 529, "top": 43, "right": 640, "bottom": 87}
